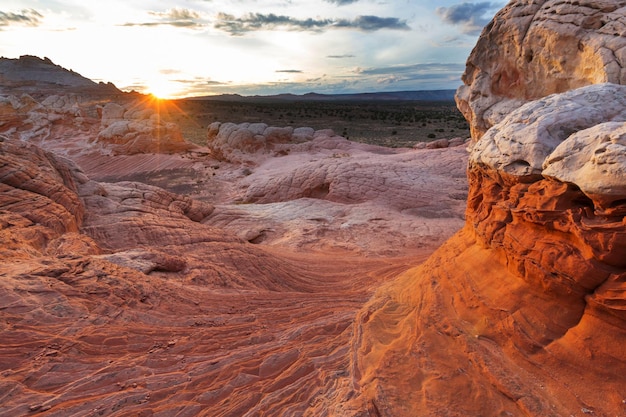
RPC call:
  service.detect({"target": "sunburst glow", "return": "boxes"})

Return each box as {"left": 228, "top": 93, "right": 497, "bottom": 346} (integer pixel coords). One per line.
{"left": 146, "top": 78, "right": 183, "bottom": 100}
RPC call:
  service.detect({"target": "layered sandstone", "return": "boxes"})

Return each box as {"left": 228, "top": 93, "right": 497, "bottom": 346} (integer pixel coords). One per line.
{"left": 343, "top": 83, "right": 626, "bottom": 417}
{"left": 456, "top": 0, "right": 626, "bottom": 139}
{"left": 0, "top": 62, "right": 470, "bottom": 416}
{"left": 2, "top": 129, "right": 456, "bottom": 415}
{"left": 6, "top": 1, "right": 625, "bottom": 412}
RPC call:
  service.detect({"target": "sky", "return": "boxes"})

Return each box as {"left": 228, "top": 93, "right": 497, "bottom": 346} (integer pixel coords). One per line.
{"left": 0, "top": 1, "right": 506, "bottom": 98}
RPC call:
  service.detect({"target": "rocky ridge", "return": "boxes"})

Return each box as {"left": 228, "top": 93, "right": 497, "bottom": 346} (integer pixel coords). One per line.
{"left": 0, "top": 55, "right": 121, "bottom": 97}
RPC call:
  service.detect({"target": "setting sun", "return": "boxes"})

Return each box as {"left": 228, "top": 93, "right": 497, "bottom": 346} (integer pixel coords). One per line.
{"left": 145, "top": 78, "right": 182, "bottom": 100}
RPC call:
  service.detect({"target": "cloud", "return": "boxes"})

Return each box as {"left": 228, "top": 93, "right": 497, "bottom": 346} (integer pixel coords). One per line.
{"left": 122, "top": 7, "right": 204, "bottom": 29}
{"left": 276, "top": 69, "right": 303, "bottom": 73}
{"left": 214, "top": 13, "right": 331, "bottom": 34}
{"left": 150, "top": 8, "right": 200, "bottom": 21}
{"left": 350, "top": 62, "right": 466, "bottom": 89}
{"left": 173, "top": 79, "right": 229, "bottom": 86}
{"left": 214, "top": 12, "right": 409, "bottom": 35}
{"left": 325, "top": 0, "right": 360, "bottom": 5}
{"left": 335, "top": 16, "right": 409, "bottom": 31}
{"left": 0, "top": 8, "right": 42, "bottom": 27}
{"left": 435, "top": 2, "right": 501, "bottom": 35}
{"left": 355, "top": 63, "right": 465, "bottom": 76}
{"left": 327, "top": 54, "right": 355, "bottom": 59}
{"left": 159, "top": 69, "right": 182, "bottom": 75}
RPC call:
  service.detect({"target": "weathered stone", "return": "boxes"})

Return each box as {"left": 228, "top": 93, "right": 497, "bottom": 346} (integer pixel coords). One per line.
{"left": 543, "top": 121, "right": 626, "bottom": 211}
{"left": 456, "top": 0, "right": 626, "bottom": 140}
{"left": 470, "top": 83, "right": 626, "bottom": 180}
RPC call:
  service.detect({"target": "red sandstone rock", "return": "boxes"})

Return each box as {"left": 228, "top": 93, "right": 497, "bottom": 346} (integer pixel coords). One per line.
{"left": 0, "top": 136, "right": 427, "bottom": 416}
{"left": 346, "top": 72, "right": 626, "bottom": 417}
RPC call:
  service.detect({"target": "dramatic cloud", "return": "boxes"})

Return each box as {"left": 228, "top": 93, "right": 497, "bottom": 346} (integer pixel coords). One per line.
{"left": 335, "top": 16, "right": 409, "bottom": 31}
{"left": 327, "top": 54, "right": 355, "bottom": 59}
{"left": 122, "top": 7, "right": 204, "bottom": 29}
{"left": 276, "top": 69, "right": 303, "bottom": 73}
{"left": 436, "top": 2, "right": 501, "bottom": 35}
{"left": 0, "top": 9, "right": 42, "bottom": 27}
{"left": 214, "top": 12, "right": 409, "bottom": 35}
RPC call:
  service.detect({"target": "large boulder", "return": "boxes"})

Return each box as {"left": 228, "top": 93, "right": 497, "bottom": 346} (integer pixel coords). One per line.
{"left": 206, "top": 122, "right": 342, "bottom": 163}
{"left": 456, "top": 0, "right": 626, "bottom": 140}
{"left": 96, "top": 102, "right": 192, "bottom": 155}
{"left": 344, "top": 82, "right": 626, "bottom": 417}
{"left": 469, "top": 83, "right": 626, "bottom": 179}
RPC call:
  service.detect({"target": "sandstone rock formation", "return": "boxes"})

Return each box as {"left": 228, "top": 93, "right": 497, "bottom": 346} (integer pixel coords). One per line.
{"left": 343, "top": 70, "right": 626, "bottom": 417}
{"left": 0, "top": 135, "right": 433, "bottom": 416}
{"left": 205, "top": 144, "right": 467, "bottom": 255}
{"left": 0, "top": 55, "right": 121, "bottom": 97}
{"left": 0, "top": 57, "right": 472, "bottom": 416}
{"left": 470, "top": 83, "right": 626, "bottom": 178}
{"left": 456, "top": 0, "right": 626, "bottom": 139}
{"left": 207, "top": 121, "right": 348, "bottom": 162}
{"left": 7, "top": 1, "right": 626, "bottom": 410}
{"left": 0, "top": 93, "right": 192, "bottom": 155}
{"left": 96, "top": 102, "right": 192, "bottom": 155}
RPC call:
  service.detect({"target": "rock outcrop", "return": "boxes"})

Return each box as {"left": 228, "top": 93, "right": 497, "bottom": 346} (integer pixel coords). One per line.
{"left": 96, "top": 102, "right": 192, "bottom": 155}
{"left": 342, "top": 83, "right": 626, "bottom": 417}
{"left": 0, "top": 138, "right": 91, "bottom": 257}
{"left": 456, "top": 0, "right": 626, "bottom": 139}
{"left": 0, "top": 136, "right": 423, "bottom": 416}
{"left": 0, "top": 55, "right": 121, "bottom": 97}
{"left": 0, "top": 94, "right": 193, "bottom": 155}
{"left": 207, "top": 121, "right": 349, "bottom": 163}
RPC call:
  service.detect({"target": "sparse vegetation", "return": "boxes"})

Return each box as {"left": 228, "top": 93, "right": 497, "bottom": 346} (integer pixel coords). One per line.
{"left": 165, "top": 99, "right": 470, "bottom": 148}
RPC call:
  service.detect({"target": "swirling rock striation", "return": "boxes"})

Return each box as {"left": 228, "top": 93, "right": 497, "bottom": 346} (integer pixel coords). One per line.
{"left": 343, "top": 2, "right": 626, "bottom": 414}
{"left": 343, "top": 85, "right": 626, "bottom": 417}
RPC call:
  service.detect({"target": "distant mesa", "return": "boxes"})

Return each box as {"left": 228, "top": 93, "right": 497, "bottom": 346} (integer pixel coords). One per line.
{"left": 0, "top": 55, "right": 122, "bottom": 97}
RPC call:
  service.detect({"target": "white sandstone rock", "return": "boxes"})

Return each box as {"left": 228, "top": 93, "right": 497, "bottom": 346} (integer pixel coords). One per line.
{"left": 101, "top": 102, "right": 126, "bottom": 127}
{"left": 543, "top": 121, "right": 626, "bottom": 210}
{"left": 470, "top": 83, "right": 626, "bottom": 178}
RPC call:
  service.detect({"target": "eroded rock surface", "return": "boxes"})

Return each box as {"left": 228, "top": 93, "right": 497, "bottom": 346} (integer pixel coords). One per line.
{"left": 456, "top": 0, "right": 626, "bottom": 139}
{"left": 0, "top": 60, "right": 470, "bottom": 416}
{"left": 97, "top": 102, "right": 192, "bottom": 155}
{"left": 344, "top": 85, "right": 626, "bottom": 416}
{"left": 0, "top": 136, "right": 432, "bottom": 416}
{"left": 207, "top": 121, "right": 349, "bottom": 163}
